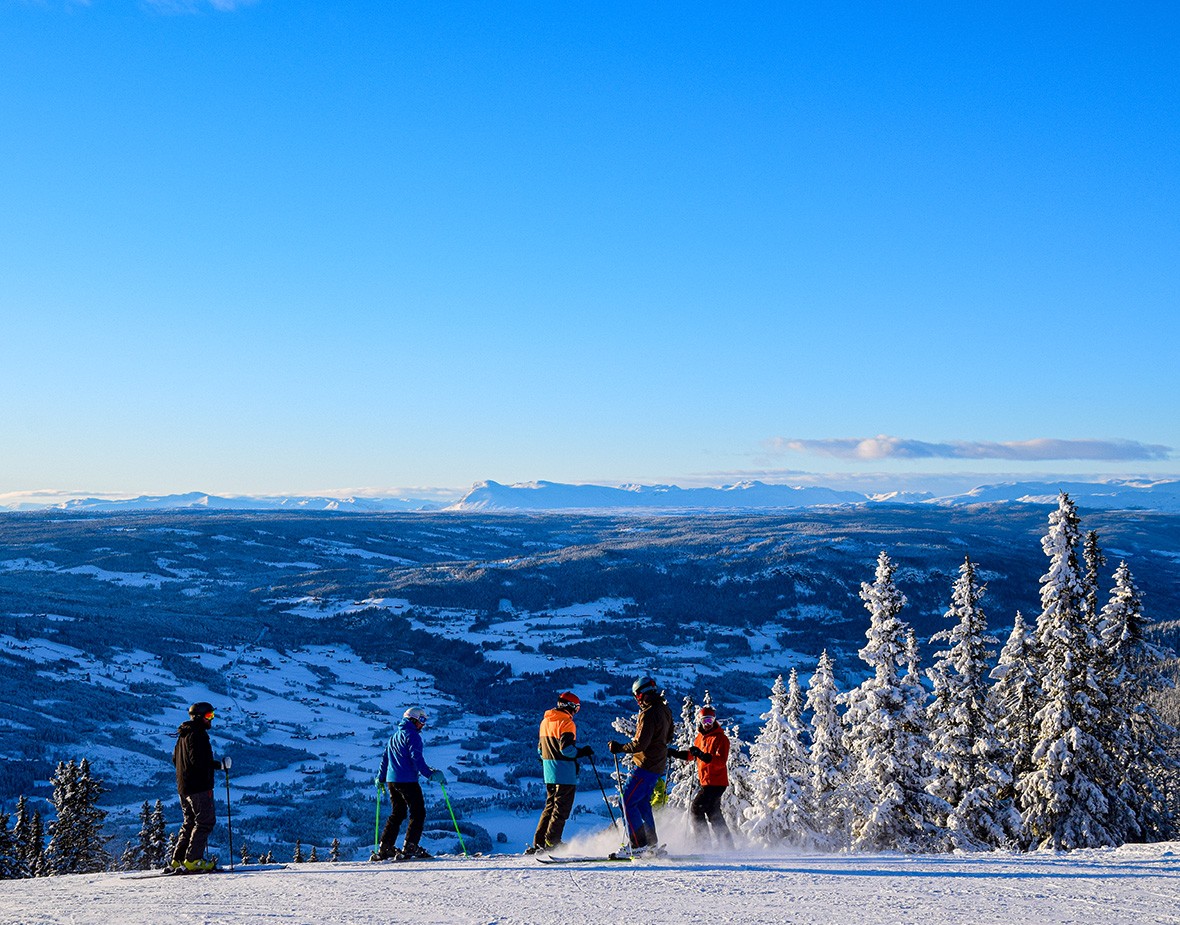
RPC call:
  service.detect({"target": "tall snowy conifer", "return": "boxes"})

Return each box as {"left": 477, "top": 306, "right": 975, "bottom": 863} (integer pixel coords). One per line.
{"left": 1098, "top": 561, "right": 1176, "bottom": 841}
{"left": 744, "top": 672, "right": 812, "bottom": 845}
{"left": 806, "top": 650, "right": 848, "bottom": 847}
{"left": 720, "top": 723, "right": 754, "bottom": 840}
{"left": 843, "top": 551, "right": 938, "bottom": 851}
{"left": 990, "top": 611, "right": 1039, "bottom": 838}
{"left": 926, "top": 557, "right": 1017, "bottom": 848}
{"left": 1018, "top": 493, "right": 1116, "bottom": 849}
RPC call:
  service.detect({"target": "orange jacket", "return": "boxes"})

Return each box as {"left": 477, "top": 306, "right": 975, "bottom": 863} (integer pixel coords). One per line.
{"left": 538, "top": 708, "right": 579, "bottom": 785}
{"left": 693, "top": 725, "right": 730, "bottom": 787}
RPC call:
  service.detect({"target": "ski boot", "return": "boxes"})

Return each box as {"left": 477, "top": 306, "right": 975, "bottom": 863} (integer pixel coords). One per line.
{"left": 396, "top": 843, "right": 432, "bottom": 861}
{"left": 182, "top": 857, "right": 217, "bottom": 873}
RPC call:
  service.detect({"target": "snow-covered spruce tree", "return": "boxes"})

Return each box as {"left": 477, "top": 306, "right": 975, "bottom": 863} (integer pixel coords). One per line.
{"left": 147, "top": 800, "right": 167, "bottom": 870}
{"left": 666, "top": 693, "right": 700, "bottom": 813}
{"left": 28, "top": 811, "right": 45, "bottom": 876}
{"left": 240, "top": 841, "right": 251, "bottom": 866}
{"left": 45, "top": 759, "right": 112, "bottom": 875}
{"left": 1098, "top": 561, "right": 1177, "bottom": 841}
{"left": 743, "top": 672, "right": 813, "bottom": 846}
{"left": 610, "top": 711, "right": 638, "bottom": 793}
{"left": 11, "top": 796, "right": 33, "bottom": 871}
{"left": 720, "top": 723, "right": 755, "bottom": 840}
{"left": 120, "top": 800, "right": 153, "bottom": 871}
{"left": 309, "top": 845, "right": 318, "bottom": 862}
{"left": 330, "top": 837, "right": 340, "bottom": 862}
{"left": 925, "top": 556, "right": 1019, "bottom": 849}
{"left": 842, "top": 551, "right": 941, "bottom": 852}
{"left": 806, "top": 650, "right": 848, "bottom": 848}
{"left": 1082, "top": 531, "right": 1106, "bottom": 635}
{"left": 1018, "top": 492, "right": 1117, "bottom": 849}
{"left": 1, "top": 811, "right": 29, "bottom": 880}
{"left": 293, "top": 839, "right": 304, "bottom": 863}
{"left": 989, "top": 611, "right": 1039, "bottom": 838}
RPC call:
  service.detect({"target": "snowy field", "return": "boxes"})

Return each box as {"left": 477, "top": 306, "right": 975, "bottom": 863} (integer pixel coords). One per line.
{"left": 3, "top": 842, "right": 1178, "bottom": 925}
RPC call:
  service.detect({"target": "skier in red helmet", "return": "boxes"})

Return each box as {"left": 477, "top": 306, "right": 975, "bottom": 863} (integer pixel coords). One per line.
{"left": 527, "top": 691, "right": 593, "bottom": 854}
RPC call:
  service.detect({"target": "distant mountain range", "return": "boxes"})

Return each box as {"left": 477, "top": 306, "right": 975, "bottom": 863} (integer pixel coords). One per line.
{"left": 4, "top": 478, "right": 1180, "bottom": 513}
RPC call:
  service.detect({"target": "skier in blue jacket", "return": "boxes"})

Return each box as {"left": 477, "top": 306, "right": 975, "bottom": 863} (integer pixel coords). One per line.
{"left": 373, "top": 706, "right": 447, "bottom": 861}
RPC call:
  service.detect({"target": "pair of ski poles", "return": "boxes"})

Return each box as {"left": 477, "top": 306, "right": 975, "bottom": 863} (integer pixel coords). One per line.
{"left": 588, "top": 754, "right": 634, "bottom": 857}
{"left": 374, "top": 777, "right": 468, "bottom": 857}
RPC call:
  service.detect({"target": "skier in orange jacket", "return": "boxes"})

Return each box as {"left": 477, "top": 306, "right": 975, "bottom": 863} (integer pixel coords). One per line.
{"left": 668, "top": 705, "right": 733, "bottom": 846}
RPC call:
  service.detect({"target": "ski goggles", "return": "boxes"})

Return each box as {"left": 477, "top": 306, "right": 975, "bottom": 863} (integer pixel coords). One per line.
{"left": 698, "top": 714, "right": 716, "bottom": 726}
{"left": 202, "top": 711, "right": 215, "bottom": 720}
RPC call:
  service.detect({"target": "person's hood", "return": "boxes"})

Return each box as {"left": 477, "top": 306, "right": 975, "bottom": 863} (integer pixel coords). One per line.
{"left": 176, "top": 718, "right": 203, "bottom": 738}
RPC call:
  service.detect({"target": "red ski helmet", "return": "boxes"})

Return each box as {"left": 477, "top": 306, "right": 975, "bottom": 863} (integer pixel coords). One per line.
{"left": 557, "top": 692, "right": 581, "bottom": 713}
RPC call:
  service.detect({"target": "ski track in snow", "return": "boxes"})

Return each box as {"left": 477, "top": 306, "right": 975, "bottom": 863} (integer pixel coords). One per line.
{"left": 3, "top": 846, "right": 1179, "bottom": 925}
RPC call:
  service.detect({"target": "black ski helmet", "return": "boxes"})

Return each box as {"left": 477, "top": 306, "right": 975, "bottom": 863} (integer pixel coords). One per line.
{"left": 632, "top": 676, "right": 658, "bottom": 697}
{"left": 188, "top": 701, "right": 215, "bottom": 718}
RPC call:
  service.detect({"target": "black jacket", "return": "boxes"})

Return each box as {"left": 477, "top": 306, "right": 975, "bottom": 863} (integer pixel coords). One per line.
{"left": 173, "top": 719, "right": 221, "bottom": 795}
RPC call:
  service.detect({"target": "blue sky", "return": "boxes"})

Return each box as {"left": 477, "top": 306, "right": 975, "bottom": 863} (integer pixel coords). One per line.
{"left": 2, "top": 1, "right": 1177, "bottom": 498}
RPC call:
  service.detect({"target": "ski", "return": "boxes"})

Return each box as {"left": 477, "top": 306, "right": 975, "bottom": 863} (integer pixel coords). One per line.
{"left": 122, "top": 863, "right": 287, "bottom": 880}
{"left": 534, "top": 853, "right": 633, "bottom": 864}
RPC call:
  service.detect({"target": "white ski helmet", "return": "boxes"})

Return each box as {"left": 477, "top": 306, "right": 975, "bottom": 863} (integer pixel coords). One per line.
{"left": 403, "top": 706, "right": 428, "bottom": 725}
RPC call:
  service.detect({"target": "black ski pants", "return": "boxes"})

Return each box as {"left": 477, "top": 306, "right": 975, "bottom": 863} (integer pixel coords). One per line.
{"left": 173, "top": 789, "right": 216, "bottom": 863}
{"left": 379, "top": 782, "right": 426, "bottom": 854}
{"left": 533, "top": 783, "right": 577, "bottom": 849}
{"left": 690, "top": 784, "right": 732, "bottom": 846}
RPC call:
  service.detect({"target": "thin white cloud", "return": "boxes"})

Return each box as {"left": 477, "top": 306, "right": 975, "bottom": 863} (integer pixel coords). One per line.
{"left": 141, "top": 0, "right": 257, "bottom": 13}
{"left": 766, "top": 435, "right": 1173, "bottom": 462}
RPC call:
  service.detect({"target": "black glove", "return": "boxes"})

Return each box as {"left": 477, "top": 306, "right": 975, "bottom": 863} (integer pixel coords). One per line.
{"left": 607, "top": 740, "right": 624, "bottom": 754}
{"left": 576, "top": 745, "right": 594, "bottom": 758}
{"left": 688, "top": 746, "right": 705, "bottom": 760}
{"left": 668, "top": 747, "right": 690, "bottom": 761}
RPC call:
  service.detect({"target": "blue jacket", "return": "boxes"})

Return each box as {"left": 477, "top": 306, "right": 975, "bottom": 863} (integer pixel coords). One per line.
{"left": 379, "top": 718, "right": 434, "bottom": 783}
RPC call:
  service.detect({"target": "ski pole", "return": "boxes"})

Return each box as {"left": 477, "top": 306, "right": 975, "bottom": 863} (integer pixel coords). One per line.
{"left": 438, "top": 780, "right": 468, "bottom": 857}
{"left": 223, "top": 764, "right": 235, "bottom": 872}
{"left": 590, "top": 760, "right": 619, "bottom": 829}
{"left": 612, "top": 752, "right": 634, "bottom": 857}
{"left": 374, "top": 779, "right": 383, "bottom": 857}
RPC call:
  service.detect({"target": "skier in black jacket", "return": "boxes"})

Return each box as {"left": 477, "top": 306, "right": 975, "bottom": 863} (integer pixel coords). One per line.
{"left": 171, "top": 701, "right": 228, "bottom": 872}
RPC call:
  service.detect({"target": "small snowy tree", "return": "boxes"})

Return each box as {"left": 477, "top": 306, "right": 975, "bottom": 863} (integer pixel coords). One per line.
{"left": 293, "top": 839, "right": 304, "bottom": 863}
{"left": 806, "top": 650, "right": 848, "bottom": 848}
{"left": 240, "top": 841, "right": 251, "bottom": 866}
{"left": 1, "top": 812, "right": 29, "bottom": 880}
{"left": 45, "top": 759, "right": 112, "bottom": 875}
{"left": 309, "top": 845, "right": 318, "bottom": 862}
{"left": 146, "top": 800, "right": 167, "bottom": 870}
{"left": 666, "top": 693, "right": 700, "bottom": 813}
{"left": 27, "top": 812, "right": 45, "bottom": 876}
{"left": 330, "top": 838, "right": 341, "bottom": 862}
{"left": 11, "top": 797, "right": 34, "bottom": 870}
{"left": 843, "top": 552, "right": 939, "bottom": 851}
{"left": 743, "top": 672, "right": 812, "bottom": 846}
{"left": 1018, "top": 493, "right": 1116, "bottom": 849}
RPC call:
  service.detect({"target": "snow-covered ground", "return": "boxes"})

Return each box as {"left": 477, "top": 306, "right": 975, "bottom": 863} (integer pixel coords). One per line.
{"left": 3, "top": 841, "right": 1178, "bottom": 925}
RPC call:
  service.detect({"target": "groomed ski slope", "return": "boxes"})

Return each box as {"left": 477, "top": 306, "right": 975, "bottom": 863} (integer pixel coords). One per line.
{"left": 3, "top": 842, "right": 1178, "bottom": 925}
